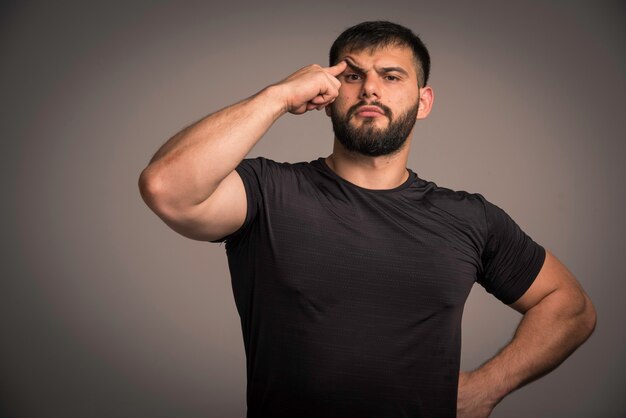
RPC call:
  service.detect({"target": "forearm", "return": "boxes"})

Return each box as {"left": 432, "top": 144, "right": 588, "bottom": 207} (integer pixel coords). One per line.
{"left": 139, "top": 85, "right": 286, "bottom": 210}
{"left": 469, "top": 289, "right": 596, "bottom": 405}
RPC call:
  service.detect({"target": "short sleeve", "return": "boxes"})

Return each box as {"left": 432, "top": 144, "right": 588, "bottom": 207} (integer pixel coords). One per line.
{"left": 209, "top": 156, "right": 266, "bottom": 246}
{"left": 476, "top": 195, "right": 546, "bottom": 305}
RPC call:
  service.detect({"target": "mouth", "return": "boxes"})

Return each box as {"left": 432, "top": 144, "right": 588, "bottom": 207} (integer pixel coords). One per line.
{"left": 354, "top": 106, "right": 386, "bottom": 118}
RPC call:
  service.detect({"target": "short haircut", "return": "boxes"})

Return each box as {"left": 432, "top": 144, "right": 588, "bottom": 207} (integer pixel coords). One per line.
{"left": 329, "top": 21, "right": 431, "bottom": 87}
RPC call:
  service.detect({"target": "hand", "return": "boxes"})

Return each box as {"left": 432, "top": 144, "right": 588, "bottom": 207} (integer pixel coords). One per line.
{"left": 272, "top": 60, "right": 347, "bottom": 115}
{"left": 457, "top": 371, "right": 498, "bottom": 418}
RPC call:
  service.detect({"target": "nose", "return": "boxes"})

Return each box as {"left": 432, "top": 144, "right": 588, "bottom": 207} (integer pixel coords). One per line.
{"left": 359, "top": 73, "right": 381, "bottom": 100}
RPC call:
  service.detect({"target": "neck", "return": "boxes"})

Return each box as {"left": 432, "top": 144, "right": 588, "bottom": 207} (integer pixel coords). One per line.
{"left": 325, "top": 137, "right": 412, "bottom": 190}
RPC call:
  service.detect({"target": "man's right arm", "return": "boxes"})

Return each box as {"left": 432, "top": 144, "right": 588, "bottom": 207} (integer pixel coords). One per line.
{"left": 138, "top": 61, "right": 347, "bottom": 241}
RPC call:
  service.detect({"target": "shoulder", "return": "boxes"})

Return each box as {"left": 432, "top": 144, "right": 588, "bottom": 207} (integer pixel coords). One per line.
{"left": 235, "top": 156, "right": 319, "bottom": 189}
{"left": 239, "top": 156, "right": 313, "bottom": 171}
{"left": 419, "top": 178, "right": 489, "bottom": 225}
{"left": 236, "top": 156, "right": 307, "bottom": 178}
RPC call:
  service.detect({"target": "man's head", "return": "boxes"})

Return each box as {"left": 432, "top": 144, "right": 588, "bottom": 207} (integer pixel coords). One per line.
{"left": 329, "top": 20, "right": 430, "bottom": 88}
{"left": 326, "top": 21, "right": 433, "bottom": 157}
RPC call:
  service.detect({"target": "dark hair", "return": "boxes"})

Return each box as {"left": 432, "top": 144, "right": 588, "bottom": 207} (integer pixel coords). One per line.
{"left": 329, "top": 21, "right": 431, "bottom": 87}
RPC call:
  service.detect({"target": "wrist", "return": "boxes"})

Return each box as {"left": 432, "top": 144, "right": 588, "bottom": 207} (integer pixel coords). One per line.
{"left": 258, "top": 84, "right": 290, "bottom": 118}
{"left": 466, "top": 367, "right": 510, "bottom": 406}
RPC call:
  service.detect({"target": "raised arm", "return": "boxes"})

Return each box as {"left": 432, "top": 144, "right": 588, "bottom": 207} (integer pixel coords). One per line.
{"left": 457, "top": 249, "right": 597, "bottom": 417}
{"left": 138, "top": 61, "right": 347, "bottom": 241}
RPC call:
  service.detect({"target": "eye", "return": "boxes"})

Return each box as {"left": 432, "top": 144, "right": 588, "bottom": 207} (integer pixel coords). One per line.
{"left": 344, "top": 73, "right": 362, "bottom": 81}
{"left": 385, "top": 75, "right": 400, "bottom": 81}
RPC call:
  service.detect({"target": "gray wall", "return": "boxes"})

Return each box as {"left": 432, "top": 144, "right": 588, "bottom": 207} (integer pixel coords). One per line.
{"left": 2, "top": 1, "right": 624, "bottom": 417}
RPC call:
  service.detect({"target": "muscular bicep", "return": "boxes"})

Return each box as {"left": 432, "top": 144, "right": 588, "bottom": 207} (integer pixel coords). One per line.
{"left": 508, "top": 250, "right": 586, "bottom": 314}
{"left": 158, "top": 169, "right": 248, "bottom": 242}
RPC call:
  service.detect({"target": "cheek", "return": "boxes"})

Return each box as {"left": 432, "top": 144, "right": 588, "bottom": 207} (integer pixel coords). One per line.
{"left": 337, "top": 84, "right": 358, "bottom": 102}
{"left": 330, "top": 95, "right": 350, "bottom": 114}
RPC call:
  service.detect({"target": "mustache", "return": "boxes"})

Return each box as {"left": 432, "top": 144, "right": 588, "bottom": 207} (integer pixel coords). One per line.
{"left": 347, "top": 101, "right": 393, "bottom": 119}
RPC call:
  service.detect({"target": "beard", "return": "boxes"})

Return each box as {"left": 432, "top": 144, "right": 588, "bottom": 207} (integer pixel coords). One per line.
{"left": 329, "top": 98, "right": 420, "bottom": 157}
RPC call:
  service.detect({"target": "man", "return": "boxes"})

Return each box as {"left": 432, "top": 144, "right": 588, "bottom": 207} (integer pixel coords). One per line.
{"left": 139, "top": 21, "right": 596, "bottom": 418}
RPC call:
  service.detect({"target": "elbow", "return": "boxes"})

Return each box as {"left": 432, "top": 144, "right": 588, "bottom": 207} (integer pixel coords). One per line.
{"left": 568, "top": 289, "right": 597, "bottom": 344}
{"left": 553, "top": 285, "right": 597, "bottom": 342}
{"left": 138, "top": 168, "right": 191, "bottom": 222}
{"left": 581, "top": 293, "right": 597, "bottom": 338}
{"left": 138, "top": 168, "right": 164, "bottom": 209}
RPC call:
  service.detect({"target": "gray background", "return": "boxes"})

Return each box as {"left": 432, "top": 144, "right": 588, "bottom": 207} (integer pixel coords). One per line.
{"left": 2, "top": 1, "right": 624, "bottom": 417}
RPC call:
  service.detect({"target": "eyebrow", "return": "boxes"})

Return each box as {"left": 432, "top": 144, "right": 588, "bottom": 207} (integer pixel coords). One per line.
{"left": 380, "top": 66, "right": 409, "bottom": 77}
{"left": 344, "top": 58, "right": 366, "bottom": 73}
{"left": 344, "top": 57, "right": 410, "bottom": 77}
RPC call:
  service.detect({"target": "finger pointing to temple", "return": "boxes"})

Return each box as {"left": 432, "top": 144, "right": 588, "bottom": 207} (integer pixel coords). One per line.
{"left": 325, "top": 60, "right": 348, "bottom": 77}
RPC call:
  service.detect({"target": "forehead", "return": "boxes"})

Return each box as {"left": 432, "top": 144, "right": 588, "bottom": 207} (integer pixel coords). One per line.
{"left": 337, "top": 44, "right": 419, "bottom": 76}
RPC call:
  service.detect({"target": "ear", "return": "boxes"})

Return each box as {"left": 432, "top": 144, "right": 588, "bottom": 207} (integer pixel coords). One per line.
{"left": 416, "top": 86, "right": 434, "bottom": 120}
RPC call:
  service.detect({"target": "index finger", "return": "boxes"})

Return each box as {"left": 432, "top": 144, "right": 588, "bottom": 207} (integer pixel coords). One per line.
{"left": 325, "top": 60, "right": 348, "bottom": 77}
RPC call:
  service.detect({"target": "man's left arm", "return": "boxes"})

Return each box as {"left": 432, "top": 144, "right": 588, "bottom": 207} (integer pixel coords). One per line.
{"left": 457, "top": 249, "right": 597, "bottom": 417}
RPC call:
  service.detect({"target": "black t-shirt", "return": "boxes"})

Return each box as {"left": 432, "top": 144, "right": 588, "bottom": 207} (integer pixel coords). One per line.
{"left": 211, "top": 156, "right": 546, "bottom": 417}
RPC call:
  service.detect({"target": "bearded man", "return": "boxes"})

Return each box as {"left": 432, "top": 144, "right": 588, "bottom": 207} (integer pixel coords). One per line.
{"left": 139, "top": 21, "right": 596, "bottom": 418}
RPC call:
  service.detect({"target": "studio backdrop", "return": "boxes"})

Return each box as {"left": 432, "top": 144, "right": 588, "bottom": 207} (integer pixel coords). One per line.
{"left": 2, "top": 1, "right": 624, "bottom": 417}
